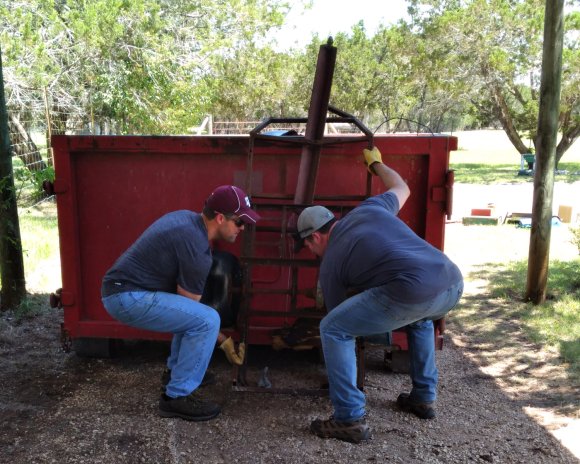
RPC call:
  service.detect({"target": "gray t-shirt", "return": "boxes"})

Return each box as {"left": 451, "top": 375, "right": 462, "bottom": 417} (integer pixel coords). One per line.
{"left": 102, "top": 210, "right": 212, "bottom": 296}
{"left": 319, "top": 191, "right": 462, "bottom": 309}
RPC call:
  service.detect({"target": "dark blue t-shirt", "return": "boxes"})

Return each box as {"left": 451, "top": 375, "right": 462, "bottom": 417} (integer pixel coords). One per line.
{"left": 102, "top": 210, "right": 212, "bottom": 296}
{"left": 319, "top": 191, "right": 462, "bottom": 309}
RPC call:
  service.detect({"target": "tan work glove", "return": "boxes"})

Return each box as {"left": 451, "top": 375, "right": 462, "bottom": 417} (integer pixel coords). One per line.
{"left": 219, "top": 337, "right": 245, "bottom": 365}
{"left": 363, "top": 147, "right": 383, "bottom": 174}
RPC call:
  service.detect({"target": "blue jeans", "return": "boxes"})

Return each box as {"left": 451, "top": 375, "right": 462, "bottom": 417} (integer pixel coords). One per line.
{"left": 320, "top": 281, "right": 463, "bottom": 422}
{"left": 102, "top": 291, "right": 220, "bottom": 398}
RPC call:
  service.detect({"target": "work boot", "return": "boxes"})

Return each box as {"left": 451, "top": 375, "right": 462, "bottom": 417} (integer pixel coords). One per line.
{"left": 396, "top": 393, "right": 436, "bottom": 419}
{"left": 160, "top": 368, "right": 216, "bottom": 392}
{"left": 310, "top": 416, "right": 371, "bottom": 444}
{"left": 158, "top": 392, "right": 221, "bottom": 421}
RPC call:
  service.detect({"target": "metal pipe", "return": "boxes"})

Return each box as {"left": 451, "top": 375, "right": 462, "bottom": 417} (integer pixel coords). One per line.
{"left": 294, "top": 38, "right": 337, "bottom": 205}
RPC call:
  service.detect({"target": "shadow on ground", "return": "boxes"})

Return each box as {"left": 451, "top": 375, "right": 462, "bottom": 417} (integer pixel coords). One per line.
{"left": 448, "top": 262, "right": 579, "bottom": 417}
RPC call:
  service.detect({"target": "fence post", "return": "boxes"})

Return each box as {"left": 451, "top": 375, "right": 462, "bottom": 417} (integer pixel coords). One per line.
{"left": 0, "top": 46, "right": 26, "bottom": 310}
{"left": 43, "top": 86, "right": 53, "bottom": 165}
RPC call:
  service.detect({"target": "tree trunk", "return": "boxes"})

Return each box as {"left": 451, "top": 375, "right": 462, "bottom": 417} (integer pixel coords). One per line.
{"left": 0, "top": 48, "right": 26, "bottom": 310}
{"left": 8, "top": 112, "right": 46, "bottom": 172}
{"left": 491, "top": 84, "right": 529, "bottom": 154}
{"left": 556, "top": 123, "right": 580, "bottom": 167}
{"left": 526, "top": 0, "right": 564, "bottom": 305}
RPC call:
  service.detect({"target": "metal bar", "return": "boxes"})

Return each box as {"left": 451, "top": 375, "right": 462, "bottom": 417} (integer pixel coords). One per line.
{"left": 246, "top": 130, "right": 256, "bottom": 195}
{"left": 249, "top": 118, "right": 275, "bottom": 136}
{"left": 244, "top": 310, "right": 324, "bottom": 318}
{"left": 253, "top": 135, "right": 371, "bottom": 148}
{"left": 356, "top": 337, "right": 366, "bottom": 391}
{"left": 240, "top": 257, "right": 319, "bottom": 267}
{"left": 241, "top": 287, "right": 315, "bottom": 296}
{"left": 252, "top": 194, "right": 367, "bottom": 202}
{"left": 229, "top": 287, "right": 316, "bottom": 297}
{"left": 251, "top": 115, "right": 370, "bottom": 127}
{"left": 291, "top": 265, "right": 299, "bottom": 311}
{"left": 294, "top": 39, "right": 337, "bottom": 205}
{"left": 232, "top": 385, "right": 328, "bottom": 396}
{"left": 328, "top": 105, "right": 374, "bottom": 142}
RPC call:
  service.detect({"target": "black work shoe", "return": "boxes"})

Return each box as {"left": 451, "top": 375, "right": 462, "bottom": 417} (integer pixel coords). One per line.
{"left": 310, "top": 416, "right": 371, "bottom": 444}
{"left": 396, "top": 393, "right": 436, "bottom": 419}
{"left": 158, "top": 393, "right": 221, "bottom": 421}
{"left": 160, "top": 369, "right": 216, "bottom": 392}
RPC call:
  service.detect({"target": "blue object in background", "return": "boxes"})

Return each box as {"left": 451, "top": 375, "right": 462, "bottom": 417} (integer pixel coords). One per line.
{"left": 516, "top": 216, "right": 562, "bottom": 228}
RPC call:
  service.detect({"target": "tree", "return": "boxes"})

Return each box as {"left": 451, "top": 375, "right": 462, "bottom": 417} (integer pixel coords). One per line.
{"left": 199, "top": 46, "right": 304, "bottom": 121}
{"left": 407, "top": 0, "right": 580, "bottom": 165}
{"left": 293, "top": 18, "right": 478, "bottom": 134}
{"left": 527, "top": 0, "right": 565, "bottom": 304}
{"left": 0, "top": 46, "right": 26, "bottom": 310}
{"left": 0, "top": 0, "right": 293, "bottom": 135}
{"left": 291, "top": 23, "right": 422, "bottom": 132}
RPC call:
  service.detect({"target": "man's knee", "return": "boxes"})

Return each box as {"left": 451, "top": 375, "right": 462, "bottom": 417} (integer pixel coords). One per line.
{"left": 205, "top": 308, "right": 221, "bottom": 332}
{"left": 319, "top": 313, "right": 350, "bottom": 339}
{"left": 183, "top": 304, "right": 221, "bottom": 334}
{"left": 319, "top": 314, "right": 333, "bottom": 335}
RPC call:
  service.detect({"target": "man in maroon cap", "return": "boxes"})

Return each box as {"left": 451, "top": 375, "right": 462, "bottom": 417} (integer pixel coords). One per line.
{"left": 101, "top": 185, "right": 259, "bottom": 421}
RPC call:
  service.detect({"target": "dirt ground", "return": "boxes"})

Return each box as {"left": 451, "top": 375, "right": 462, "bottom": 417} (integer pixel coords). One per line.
{"left": 1, "top": 183, "right": 579, "bottom": 463}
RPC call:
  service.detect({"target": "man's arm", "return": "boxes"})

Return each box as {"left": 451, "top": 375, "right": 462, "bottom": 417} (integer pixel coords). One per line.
{"left": 177, "top": 284, "right": 201, "bottom": 301}
{"left": 177, "top": 284, "right": 225, "bottom": 342}
{"left": 373, "top": 162, "right": 411, "bottom": 210}
{"left": 363, "top": 147, "right": 411, "bottom": 209}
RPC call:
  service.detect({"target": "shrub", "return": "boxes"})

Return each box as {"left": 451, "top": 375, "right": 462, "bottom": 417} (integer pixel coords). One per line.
{"left": 571, "top": 225, "right": 580, "bottom": 255}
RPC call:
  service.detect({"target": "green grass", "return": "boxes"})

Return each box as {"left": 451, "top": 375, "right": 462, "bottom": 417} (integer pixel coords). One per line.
{"left": 19, "top": 212, "right": 59, "bottom": 263}
{"left": 12, "top": 158, "right": 55, "bottom": 206}
{"left": 448, "top": 130, "right": 580, "bottom": 184}
{"left": 449, "top": 130, "right": 580, "bottom": 165}
{"left": 451, "top": 162, "right": 580, "bottom": 185}
{"left": 13, "top": 203, "right": 61, "bottom": 292}
{"left": 12, "top": 294, "right": 48, "bottom": 321}
{"left": 452, "top": 163, "right": 533, "bottom": 184}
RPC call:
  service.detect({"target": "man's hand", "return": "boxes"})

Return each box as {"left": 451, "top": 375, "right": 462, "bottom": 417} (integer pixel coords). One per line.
{"left": 219, "top": 337, "right": 245, "bottom": 365}
{"left": 363, "top": 147, "right": 383, "bottom": 174}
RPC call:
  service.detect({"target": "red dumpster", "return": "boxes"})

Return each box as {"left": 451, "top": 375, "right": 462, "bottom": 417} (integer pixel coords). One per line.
{"left": 50, "top": 133, "right": 456, "bottom": 358}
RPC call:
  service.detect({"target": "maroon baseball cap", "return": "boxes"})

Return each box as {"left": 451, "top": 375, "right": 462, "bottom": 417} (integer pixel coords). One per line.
{"left": 206, "top": 185, "right": 260, "bottom": 224}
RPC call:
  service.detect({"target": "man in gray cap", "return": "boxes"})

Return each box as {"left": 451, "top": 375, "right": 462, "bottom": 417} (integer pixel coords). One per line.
{"left": 297, "top": 148, "right": 463, "bottom": 444}
{"left": 101, "top": 185, "right": 259, "bottom": 422}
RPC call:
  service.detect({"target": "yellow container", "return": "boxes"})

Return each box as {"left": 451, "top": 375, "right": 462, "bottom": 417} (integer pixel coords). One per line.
{"left": 558, "top": 205, "right": 573, "bottom": 223}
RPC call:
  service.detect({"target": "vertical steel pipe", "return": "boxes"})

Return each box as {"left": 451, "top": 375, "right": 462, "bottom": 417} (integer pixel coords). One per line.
{"left": 294, "top": 38, "right": 337, "bottom": 205}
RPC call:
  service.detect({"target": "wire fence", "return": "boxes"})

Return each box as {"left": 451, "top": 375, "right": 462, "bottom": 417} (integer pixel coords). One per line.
{"left": 211, "top": 120, "right": 365, "bottom": 135}
{"left": 8, "top": 91, "right": 55, "bottom": 208}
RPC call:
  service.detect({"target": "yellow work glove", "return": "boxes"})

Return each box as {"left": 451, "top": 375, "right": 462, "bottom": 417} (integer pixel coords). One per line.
{"left": 363, "top": 147, "right": 383, "bottom": 174}
{"left": 219, "top": 337, "right": 245, "bottom": 365}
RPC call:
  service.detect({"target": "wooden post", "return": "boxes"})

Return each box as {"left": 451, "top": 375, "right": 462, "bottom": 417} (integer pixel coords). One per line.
{"left": 526, "top": 1, "right": 564, "bottom": 304}
{"left": 43, "top": 86, "right": 53, "bottom": 165}
{"left": 0, "top": 46, "right": 26, "bottom": 310}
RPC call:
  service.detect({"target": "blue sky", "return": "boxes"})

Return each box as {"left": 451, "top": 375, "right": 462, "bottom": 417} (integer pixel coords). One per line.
{"left": 273, "top": 0, "right": 410, "bottom": 50}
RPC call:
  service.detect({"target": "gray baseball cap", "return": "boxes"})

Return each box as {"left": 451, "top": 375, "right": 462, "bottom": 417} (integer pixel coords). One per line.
{"left": 297, "top": 205, "right": 335, "bottom": 238}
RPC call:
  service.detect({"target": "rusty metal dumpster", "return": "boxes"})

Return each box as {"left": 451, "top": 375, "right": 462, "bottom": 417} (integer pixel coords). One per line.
{"left": 50, "top": 133, "right": 456, "bottom": 360}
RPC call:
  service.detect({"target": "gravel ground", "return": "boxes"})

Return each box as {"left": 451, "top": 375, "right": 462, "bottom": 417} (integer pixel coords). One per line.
{"left": 0, "top": 309, "right": 577, "bottom": 464}
{"left": 1, "top": 183, "right": 579, "bottom": 463}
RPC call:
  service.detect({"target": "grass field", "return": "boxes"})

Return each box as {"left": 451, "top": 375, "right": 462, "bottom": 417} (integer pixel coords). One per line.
{"left": 446, "top": 131, "right": 580, "bottom": 184}
{"left": 449, "top": 130, "right": 580, "bottom": 165}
